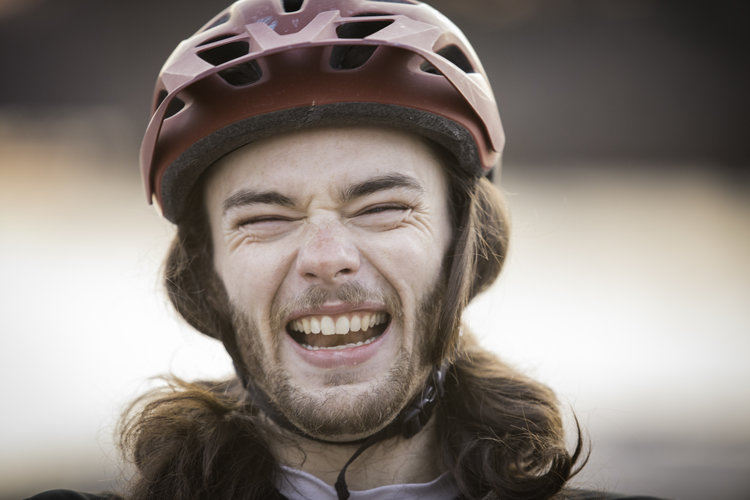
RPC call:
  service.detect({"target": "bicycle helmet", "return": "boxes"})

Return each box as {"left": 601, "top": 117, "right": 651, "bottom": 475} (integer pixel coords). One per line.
{"left": 140, "top": 0, "right": 505, "bottom": 223}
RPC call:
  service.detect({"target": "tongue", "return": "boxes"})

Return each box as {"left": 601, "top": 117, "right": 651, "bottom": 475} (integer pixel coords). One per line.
{"left": 303, "top": 329, "right": 377, "bottom": 348}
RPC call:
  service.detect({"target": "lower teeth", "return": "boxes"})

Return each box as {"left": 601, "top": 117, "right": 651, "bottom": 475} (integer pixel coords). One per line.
{"left": 301, "top": 336, "right": 378, "bottom": 351}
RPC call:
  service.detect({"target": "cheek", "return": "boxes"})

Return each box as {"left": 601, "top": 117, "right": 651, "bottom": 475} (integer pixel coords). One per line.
{"left": 216, "top": 245, "right": 293, "bottom": 313}
{"left": 366, "top": 235, "right": 446, "bottom": 304}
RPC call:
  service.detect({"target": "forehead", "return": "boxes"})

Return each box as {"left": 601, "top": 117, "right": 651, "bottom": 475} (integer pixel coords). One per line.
{"left": 204, "top": 125, "right": 450, "bottom": 200}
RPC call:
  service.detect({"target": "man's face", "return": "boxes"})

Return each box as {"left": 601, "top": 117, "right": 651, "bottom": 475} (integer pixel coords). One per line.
{"left": 205, "top": 126, "right": 453, "bottom": 440}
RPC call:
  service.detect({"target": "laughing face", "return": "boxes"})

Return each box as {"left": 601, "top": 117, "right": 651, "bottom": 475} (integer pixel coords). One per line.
{"left": 205, "top": 126, "right": 453, "bottom": 441}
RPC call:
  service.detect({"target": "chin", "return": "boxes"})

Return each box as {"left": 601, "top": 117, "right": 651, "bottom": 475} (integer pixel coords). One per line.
{"left": 267, "top": 349, "right": 426, "bottom": 439}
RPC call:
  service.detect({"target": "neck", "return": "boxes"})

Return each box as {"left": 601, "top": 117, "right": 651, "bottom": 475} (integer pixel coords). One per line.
{"left": 270, "top": 417, "right": 443, "bottom": 490}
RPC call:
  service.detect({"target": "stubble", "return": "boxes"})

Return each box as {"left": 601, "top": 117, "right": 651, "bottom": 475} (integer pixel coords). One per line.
{"left": 231, "top": 280, "right": 444, "bottom": 439}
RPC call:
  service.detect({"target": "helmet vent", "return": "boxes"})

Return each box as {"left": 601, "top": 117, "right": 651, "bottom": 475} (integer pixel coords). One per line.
{"left": 282, "top": 0, "right": 304, "bottom": 12}
{"left": 202, "top": 12, "right": 231, "bottom": 32}
{"left": 330, "top": 45, "right": 378, "bottom": 70}
{"left": 218, "top": 60, "right": 263, "bottom": 86}
{"left": 197, "top": 41, "right": 250, "bottom": 66}
{"left": 336, "top": 20, "right": 393, "bottom": 39}
{"left": 197, "top": 33, "right": 238, "bottom": 47}
{"left": 370, "top": 0, "right": 417, "bottom": 4}
{"left": 421, "top": 44, "right": 476, "bottom": 74}
{"left": 330, "top": 20, "right": 392, "bottom": 70}
{"left": 157, "top": 89, "right": 186, "bottom": 118}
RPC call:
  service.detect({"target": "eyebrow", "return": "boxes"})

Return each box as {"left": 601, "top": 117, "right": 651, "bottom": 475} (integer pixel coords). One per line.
{"left": 222, "top": 190, "right": 295, "bottom": 215}
{"left": 221, "top": 173, "right": 424, "bottom": 215}
{"left": 339, "top": 173, "right": 424, "bottom": 203}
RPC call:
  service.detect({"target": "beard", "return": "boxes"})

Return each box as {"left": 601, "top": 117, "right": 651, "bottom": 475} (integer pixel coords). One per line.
{"left": 230, "top": 280, "right": 445, "bottom": 440}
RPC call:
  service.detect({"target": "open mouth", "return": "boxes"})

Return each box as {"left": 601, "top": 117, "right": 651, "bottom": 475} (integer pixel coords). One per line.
{"left": 286, "top": 312, "right": 391, "bottom": 351}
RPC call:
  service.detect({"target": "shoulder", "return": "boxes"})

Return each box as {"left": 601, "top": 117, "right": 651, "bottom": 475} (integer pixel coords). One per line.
{"left": 25, "top": 490, "right": 123, "bottom": 500}
{"left": 561, "top": 489, "right": 671, "bottom": 500}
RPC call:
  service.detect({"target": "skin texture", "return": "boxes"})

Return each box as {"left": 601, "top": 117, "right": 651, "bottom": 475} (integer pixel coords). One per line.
{"left": 204, "top": 126, "right": 454, "bottom": 487}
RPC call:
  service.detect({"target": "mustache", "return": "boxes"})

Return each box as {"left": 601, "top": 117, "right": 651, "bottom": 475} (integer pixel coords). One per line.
{"left": 271, "top": 281, "right": 402, "bottom": 330}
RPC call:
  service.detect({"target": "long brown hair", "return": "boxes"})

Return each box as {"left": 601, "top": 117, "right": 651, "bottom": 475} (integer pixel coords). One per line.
{"left": 120, "top": 157, "right": 586, "bottom": 499}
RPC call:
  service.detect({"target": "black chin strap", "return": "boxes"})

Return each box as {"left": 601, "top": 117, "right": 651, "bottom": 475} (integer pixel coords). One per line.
{"left": 334, "top": 361, "right": 449, "bottom": 499}
{"left": 245, "top": 362, "right": 450, "bottom": 500}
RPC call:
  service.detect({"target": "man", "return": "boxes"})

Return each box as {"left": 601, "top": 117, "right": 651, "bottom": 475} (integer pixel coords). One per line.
{"left": 30, "top": 1, "right": 661, "bottom": 499}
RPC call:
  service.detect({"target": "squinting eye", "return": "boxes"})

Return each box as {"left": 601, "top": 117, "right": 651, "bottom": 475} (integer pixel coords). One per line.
{"left": 239, "top": 216, "right": 290, "bottom": 226}
{"left": 235, "top": 215, "right": 300, "bottom": 234}
{"left": 351, "top": 204, "right": 411, "bottom": 230}
{"left": 359, "top": 204, "right": 408, "bottom": 216}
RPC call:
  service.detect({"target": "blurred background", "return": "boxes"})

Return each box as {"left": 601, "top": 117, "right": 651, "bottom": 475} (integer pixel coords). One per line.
{"left": 1, "top": 1, "right": 748, "bottom": 499}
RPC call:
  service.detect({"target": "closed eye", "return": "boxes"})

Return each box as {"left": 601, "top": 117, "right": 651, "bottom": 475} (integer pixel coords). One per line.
{"left": 234, "top": 215, "right": 302, "bottom": 240}
{"left": 357, "top": 204, "right": 409, "bottom": 216}
{"left": 350, "top": 203, "right": 412, "bottom": 230}
{"left": 238, "top": 215, "right": 296, "bottom": 227}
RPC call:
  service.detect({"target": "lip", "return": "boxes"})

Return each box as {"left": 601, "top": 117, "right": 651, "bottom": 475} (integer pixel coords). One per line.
{"left": 286, "top": 319, "right": 392, "bottom": 369}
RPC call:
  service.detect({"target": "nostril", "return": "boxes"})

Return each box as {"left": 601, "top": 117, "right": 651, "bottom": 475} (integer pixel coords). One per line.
{"left": 303, "top": 268, "right": 352, "bottom": 280}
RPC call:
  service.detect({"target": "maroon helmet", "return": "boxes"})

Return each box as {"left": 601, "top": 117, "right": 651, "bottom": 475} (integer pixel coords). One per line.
{"left": 141, "top": 0, "right": 505, "bottom": 222}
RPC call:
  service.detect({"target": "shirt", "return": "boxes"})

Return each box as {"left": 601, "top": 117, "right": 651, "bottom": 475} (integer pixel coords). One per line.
{"left": 277, "top": 465, "right": 460, "bottom": 500}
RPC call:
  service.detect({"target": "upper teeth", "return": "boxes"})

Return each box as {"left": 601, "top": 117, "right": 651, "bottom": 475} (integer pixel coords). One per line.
{"left": 290, "top": 312, "right": 387, "bottom": 336}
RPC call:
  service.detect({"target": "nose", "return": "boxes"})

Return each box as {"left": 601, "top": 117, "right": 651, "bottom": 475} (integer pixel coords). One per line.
{"left": 295, "top": 218, "right": 360, "bottom": 284}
